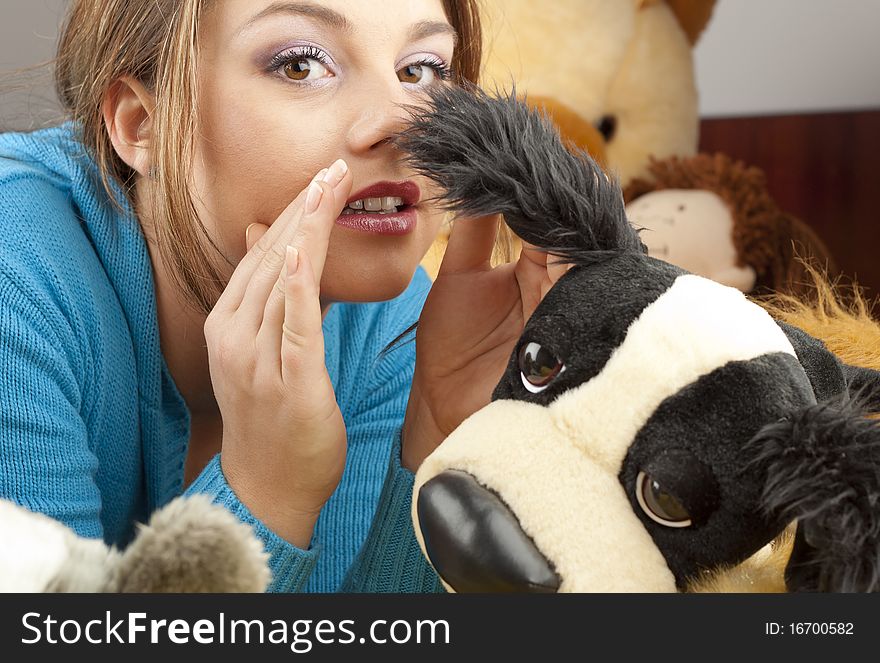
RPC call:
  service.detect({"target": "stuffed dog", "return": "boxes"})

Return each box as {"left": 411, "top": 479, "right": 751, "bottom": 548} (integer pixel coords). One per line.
{"left": 400, "top": 86, "right": 880, "bottom": 593}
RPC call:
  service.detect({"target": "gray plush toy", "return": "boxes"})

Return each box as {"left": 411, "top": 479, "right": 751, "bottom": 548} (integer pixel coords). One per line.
{"left": 0, "top": 496, "right": 269, "bottom": 592}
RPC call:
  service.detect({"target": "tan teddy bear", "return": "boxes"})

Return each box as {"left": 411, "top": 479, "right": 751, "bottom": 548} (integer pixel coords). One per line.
{"left": 420, "top": 0, "right": 717, "bottom": 278}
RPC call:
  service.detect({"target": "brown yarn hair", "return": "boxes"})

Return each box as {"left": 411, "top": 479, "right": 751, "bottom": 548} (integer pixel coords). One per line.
{"left": 624, "top": 153, "right": 835, "bottom": 297}
{"left": 54, "top": 0, "right": 483, "bottom": 315}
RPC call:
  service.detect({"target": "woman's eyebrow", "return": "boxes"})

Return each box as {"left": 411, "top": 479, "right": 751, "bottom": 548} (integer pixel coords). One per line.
{"left": 238, "top": 2, "right": 352, "bottom": 37}
{"left": 410, "top": 20, "right": 458, "bottom": 46}
{"left": 237, "top": 3, "right": 457, "bottom": 46}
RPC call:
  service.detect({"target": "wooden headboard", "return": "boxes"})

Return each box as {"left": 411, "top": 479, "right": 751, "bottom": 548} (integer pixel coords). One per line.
{"left": 699, "top": 109, "right": 880, "bottom": 300}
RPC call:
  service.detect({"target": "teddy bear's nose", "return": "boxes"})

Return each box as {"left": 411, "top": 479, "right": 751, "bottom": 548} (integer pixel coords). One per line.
{"left": 417, "top": 470, "right": 560, "bottom": 593}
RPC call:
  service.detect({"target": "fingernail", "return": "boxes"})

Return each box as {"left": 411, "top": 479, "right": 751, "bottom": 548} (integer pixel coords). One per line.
{"left": 321, "top": 159, "right": 348, "bottom": 187}
{"left": 312, "top": 167, "right": 329, "bottom": 183}
{"left": 286, "top": 245, "right": 299, "bottom": 276}
{"left": 304, "top": 181, "right": 323, "bottom": 214}
{"left": 245, "top": 223, "right": 257, "bottom": 247}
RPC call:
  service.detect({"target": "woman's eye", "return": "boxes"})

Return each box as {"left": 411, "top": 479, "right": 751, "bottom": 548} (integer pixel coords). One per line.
{"left": 398, "top": 63, "right": 434, "bottom": 85}
{"left": 635, "top": 471, "right": 692, "bottom": 528}
{"left": 518, "top": 342, "right": 565, "bottom": 393}
{"left": 282, "top": 56, "right": 331, "bottom": 82}
{"left": 397, "top": 59, "right": 450, "bottom": 87}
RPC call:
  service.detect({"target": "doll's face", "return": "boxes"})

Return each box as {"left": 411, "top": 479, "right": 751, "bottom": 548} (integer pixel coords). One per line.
{"left": 626, "top": 189, "right": 757, "bottom": 292}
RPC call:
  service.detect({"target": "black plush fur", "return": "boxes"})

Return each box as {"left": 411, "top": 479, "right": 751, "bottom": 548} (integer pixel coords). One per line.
{"left": 844, "top": 365, "right": 880, "bottom": 414}
{"left": 395, "top": 84, "right": 645, "bottom": 264}
{"left": 749, "top": 398, "right": 880, "bottom": 592}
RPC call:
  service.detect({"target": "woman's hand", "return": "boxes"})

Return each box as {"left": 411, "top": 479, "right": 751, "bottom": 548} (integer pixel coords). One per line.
{"left": 204, "top": 159, "right": 353, "bottom": 548}
{"left": 402, "top": 214, "right": 570, "bottom": 470}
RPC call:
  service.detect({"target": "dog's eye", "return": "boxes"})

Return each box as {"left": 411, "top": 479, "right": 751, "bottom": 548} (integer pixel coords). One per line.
{"left": 519, "top": 342, "right": 565, "bottom": 393}
{"left": 635, "top": 471, "right": 692, "bottom": 528}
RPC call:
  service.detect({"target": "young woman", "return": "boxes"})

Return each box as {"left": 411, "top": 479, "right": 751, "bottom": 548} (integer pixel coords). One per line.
{"left": 0, "top": 0, "right": 564, "bottom": 592}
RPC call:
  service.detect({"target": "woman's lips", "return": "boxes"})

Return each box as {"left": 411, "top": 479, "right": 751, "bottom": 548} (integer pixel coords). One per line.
{"left": 335, "top": 207, "right": 417, "bottom": 235}
{"left": 335, "top": 180, "right": 420, "bottom": 235}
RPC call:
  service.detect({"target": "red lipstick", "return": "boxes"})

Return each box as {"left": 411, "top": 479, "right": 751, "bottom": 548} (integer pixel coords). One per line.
{"left": 336, "top": 181, "right": 421, "bottom": 235}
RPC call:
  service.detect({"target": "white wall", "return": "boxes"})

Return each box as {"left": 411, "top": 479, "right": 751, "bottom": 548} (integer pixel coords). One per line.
{"left": 2, "top": 0, "right": 879, "bottom": 125}
{"left": 0, "top": 0, "right": 68, "bottom": 130}
{"left": 695, "top": 0, "right": 880, "bottom": 117}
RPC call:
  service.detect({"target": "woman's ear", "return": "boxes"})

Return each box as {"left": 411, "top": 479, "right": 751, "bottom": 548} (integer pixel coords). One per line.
{"left": 102, "top": 76, "right": 156, "bottom": 177}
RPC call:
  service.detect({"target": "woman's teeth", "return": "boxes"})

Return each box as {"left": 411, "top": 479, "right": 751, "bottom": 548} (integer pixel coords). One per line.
{"left": 342, "top": 196, "right": 404, "bottom": 215}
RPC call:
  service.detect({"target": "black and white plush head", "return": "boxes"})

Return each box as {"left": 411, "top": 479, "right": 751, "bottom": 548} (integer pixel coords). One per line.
{"left": 401, "top": 85, "right": 880, "bottom": 593}
{"left": 0, "top": 496, "right": 270, "bottom": 592}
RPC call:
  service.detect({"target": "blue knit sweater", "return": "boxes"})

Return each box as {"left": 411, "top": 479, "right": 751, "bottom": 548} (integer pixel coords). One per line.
{"left": 0, "top": 123, "right": 441, "bottom": 593}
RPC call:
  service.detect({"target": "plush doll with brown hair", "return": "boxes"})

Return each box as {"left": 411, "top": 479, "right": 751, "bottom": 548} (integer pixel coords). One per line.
{"left": 624, "top": 153, "right": 834, "bottom": 296}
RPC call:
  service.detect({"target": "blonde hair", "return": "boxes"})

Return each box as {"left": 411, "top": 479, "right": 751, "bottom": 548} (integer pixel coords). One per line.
{"left": 55, "top": 0, "right": 483, "bottom": 315}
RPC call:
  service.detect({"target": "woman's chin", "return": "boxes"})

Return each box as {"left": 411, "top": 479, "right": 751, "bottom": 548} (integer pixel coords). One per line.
{"left": 320, "top": 264, "right": 421, "bottom": 304}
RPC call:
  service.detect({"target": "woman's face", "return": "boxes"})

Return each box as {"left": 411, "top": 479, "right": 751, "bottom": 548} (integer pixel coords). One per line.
{"left": 194, "top": 0, "right": 456, "bottom": 302}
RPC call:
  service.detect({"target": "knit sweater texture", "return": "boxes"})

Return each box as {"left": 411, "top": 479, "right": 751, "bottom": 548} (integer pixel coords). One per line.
{"left": 0, "top": 123, "right": 441, "bottom": 593}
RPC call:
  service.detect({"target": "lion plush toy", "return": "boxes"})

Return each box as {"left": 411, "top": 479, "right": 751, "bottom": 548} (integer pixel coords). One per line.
{"left": 400, "top": 85, "right": 880, "bottom": 593}
{"left": 0, "top": 496, "right": 270, "bottom": 592}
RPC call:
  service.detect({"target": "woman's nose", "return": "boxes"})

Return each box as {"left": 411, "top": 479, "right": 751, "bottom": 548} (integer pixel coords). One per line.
{"left": 344, "top": 78, "right": 415, "bottom": 154}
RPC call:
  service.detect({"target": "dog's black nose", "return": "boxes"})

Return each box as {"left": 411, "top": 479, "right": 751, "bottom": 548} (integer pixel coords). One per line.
{"left": 417, "top": 470, "right": 560, "bottom": 593}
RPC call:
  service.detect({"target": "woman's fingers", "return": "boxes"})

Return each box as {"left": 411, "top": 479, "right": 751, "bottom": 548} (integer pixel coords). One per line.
{"left": 514, "top": 241, "right": 574, "bottom": 320}
{"left": 235, "top": 160, "right": 351, "bottom": 326}
{"left": 546, "top": 255, "right": 572, "bottom": 285}
{"left": 521, "top": 241, "right": 572, "bottom": 288}
{"left": 214, "top": 160, "right": 345, "bottom": 315}
{"left": 214, "top": 182, "right": 312, "bottom": 314}
{"left": 278, "top": 247, "right": 326, "bottom": 387}
{"left": 290, "top": 163, "right": 352, "bottom": 285}
{"left": 256, "top": 170, "right": 351, "bottom": 363}
{"left": 245, "top": 222, "right": 270, "bottom": 252}
{"left": 519, "top": 242, "right": 548, "bottom": 268}
{"left": 437, "top": 213, "right": 501, "bottom": 275}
